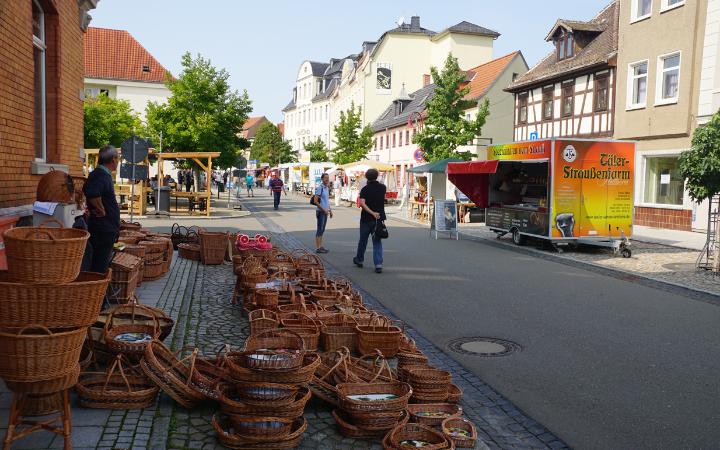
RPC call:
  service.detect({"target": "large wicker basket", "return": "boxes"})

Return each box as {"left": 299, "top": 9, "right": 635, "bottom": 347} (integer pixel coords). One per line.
{"left": 407, "top": 403, "right": 462, "bottom": 427}
{"left": 218, "top": 384, "right": 310, "bottom": 419}
{"left": 140, "top": 341, "right": 206, "bottom": 409}
{"left": 200, "top": 231, "right": 228, "bottom": 265}
{"left": 356, "top": 317, "right": 402, "bottom": 358}
{"left": 0, "top": 271, "right": 110, "bottom": 328}
{"left": 385, "top": 423, "right": 452, "bottom": 450}
{"left": 178, "top": 243, "right": 201, "bottom": 261}
{"left": 0, "top": 325, "right": 86, "bottom": 382}
{"left": 3, "top": 221, "right": 89, "bottom": 284}
{"left": 76, "top": 355, "right": 159, "bottom": 409}
{"left": 212, "top": 414, "right": 307, "bottom": 450}
{"left": 103, "top": 304, "right": 160, "bottom": 357}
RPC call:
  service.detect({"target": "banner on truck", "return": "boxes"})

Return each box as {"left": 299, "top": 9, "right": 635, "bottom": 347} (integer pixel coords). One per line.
{"left": 552, "top": 140, "right": 634, "bottom": 239}
{"left": 488, "top": 141, "right": 552, "bottom": 161}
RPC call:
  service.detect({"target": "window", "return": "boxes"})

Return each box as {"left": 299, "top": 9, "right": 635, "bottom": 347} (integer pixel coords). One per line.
{"left": 561, "top": 82, "right": 574, "bottom": 117}
{"left": 374, "top": 139, "right": 377, "bottom": 150}
{"left": 594, "top": 75, "right": 609, "bottom": 111}
{"left": 406, "top": 130, "right": 410, "bottom": 144}
{"left": 661, "top": 0, "right": 684, "bottom": 12}
{"left": 643, "top": 156, "right": 684, "bottom": 205}
{"left": 518, "top": 93, "right": 528, "bottom": 124}
{"left": 542, "top": 87, "right": 554, "bottom": 120}
{"left": 392, "top": 133, "right": 396, "bottom": 148}
{"left": 656, "top": 52, "right": 680, "bottom": 105}
{"left": 399, "top": 131, "right": 403, "bottom": 147}
{"left": 632, "top": 0, "right": 652, "bottom": 21}
{"left": 556, "top": 32, "right": 574, "bottom": 61}
{"left": 33, "top": 0, "right": 46, "bottom": 161}
{"left": 628, "top": 60, "right": 648, "bottom": 108}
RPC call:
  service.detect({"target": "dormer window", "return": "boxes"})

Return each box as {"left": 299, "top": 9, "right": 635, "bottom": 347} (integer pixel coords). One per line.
{"left": 556, "top": 31, "right": 574, "bottom": 60}
{"left": 142, "top": 65, "right": 150, "bottom": 73}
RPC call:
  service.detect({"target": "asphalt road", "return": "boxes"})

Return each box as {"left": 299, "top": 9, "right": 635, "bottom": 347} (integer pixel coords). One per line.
{"left": 241, "top": 192, "right": 720, "bottom": 450}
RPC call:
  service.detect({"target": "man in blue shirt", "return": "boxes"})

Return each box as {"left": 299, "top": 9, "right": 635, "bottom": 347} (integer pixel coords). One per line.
{"left": 312, "top": 173, "right": 332, "bottom": 253}
{"left": 83, "top": 144, "right": 121, "bottom": 273}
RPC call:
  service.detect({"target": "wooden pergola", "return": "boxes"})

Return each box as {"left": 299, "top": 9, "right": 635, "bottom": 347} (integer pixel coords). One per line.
{"left": 156, "top": 152, "right": 220, "bottom": 217}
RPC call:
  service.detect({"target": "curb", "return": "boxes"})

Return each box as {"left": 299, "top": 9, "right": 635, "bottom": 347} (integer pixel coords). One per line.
{"left": 387, "top": 213, "right": 720, "bottom": 303}
{"left": 121, "top": 211, "right": 252, "bottom": 221}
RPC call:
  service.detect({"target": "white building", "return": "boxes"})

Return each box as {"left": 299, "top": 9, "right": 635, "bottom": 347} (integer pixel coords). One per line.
{"left": 83, "top": 27, "right": 171, "bottom": 119}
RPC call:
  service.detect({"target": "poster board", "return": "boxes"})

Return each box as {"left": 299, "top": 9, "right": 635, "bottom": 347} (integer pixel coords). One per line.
{"left": 432, "top": 200, "right": 459, "bottom": 240}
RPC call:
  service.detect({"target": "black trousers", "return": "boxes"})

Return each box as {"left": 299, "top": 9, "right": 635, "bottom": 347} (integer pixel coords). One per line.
{"left": 89, "top": 231, "right": 117, "bottom": 274}
{"left": 273, "top": 191, "right": 281, "bottom": 209}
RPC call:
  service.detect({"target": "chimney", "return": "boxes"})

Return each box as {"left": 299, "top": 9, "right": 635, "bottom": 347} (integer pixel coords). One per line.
{"left": 410, "top": 16, "right": 420, "bottom": 30}
{"left": 423, "top": 74, "right": 431, "bottom": 87}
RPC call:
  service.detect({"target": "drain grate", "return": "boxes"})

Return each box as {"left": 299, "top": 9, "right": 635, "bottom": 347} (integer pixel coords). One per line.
{"left": 448, "top": 337, "right": 521, "bottom": 357}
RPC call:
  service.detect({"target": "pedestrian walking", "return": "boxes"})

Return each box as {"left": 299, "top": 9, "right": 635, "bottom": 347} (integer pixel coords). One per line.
{"left": 269, "top": 172, "right": 286, "bottom": 210}
{"left": 333, "top": 176, "right": 342, "bottom": 207}
{"left": 185, "top": 169, "right": 193, "bottom": 192}
{"left": 264, "top": 175, "right": 271, "bottom": 190}
{"left": 245, "top": 173, "right": 255, "bottom": 197}
{"left": 353, "top": 169, "right": 386, "bottom": 273}
{"left": 312, "top": 173, "right": 332, "bottom": 254}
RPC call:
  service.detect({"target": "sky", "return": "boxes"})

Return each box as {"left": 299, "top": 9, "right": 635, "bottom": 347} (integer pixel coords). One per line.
{"left": 91, "top": 0, "right": 612, "bottom": 123}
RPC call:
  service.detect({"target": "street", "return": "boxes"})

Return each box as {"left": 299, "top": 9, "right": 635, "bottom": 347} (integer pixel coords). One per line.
{"left": 242, "top": 192, "right": 720, "bottom": 450}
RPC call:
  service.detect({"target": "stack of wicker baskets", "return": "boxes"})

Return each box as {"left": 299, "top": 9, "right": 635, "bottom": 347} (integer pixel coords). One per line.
{"left": 0, "top": 221, "right": 109, "bottom": 447}
{"left": 139, "top": 239, "right": 168, "bottom": 280}
{"left": 215, "top": 329, "right": 316, "bottom": 448}
{"left": 109, "top": 252, "right": 142, "bottom": 304}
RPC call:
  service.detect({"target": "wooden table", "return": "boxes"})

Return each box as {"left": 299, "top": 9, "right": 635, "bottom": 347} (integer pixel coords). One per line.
{"left": 170, "top": 191, "right": 208, "bottom": 214}
{"left": 409, "top": 200, "right": 430, "bottom": 222}
{"left": 458, "top": 202, "right": 476, "bottom": 223}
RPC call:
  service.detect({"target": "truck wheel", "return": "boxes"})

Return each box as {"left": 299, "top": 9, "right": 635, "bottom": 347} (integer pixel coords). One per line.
{"left": 621, "top": 248, "right": 632, "bottom": 258}
{"left": 511, "top": 228, "right": 526, "bottom": 246}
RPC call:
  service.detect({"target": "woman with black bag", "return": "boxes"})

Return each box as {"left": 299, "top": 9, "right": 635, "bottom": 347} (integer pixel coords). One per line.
{"left": 353, "top": 168, "right": 387, "bottom": 273}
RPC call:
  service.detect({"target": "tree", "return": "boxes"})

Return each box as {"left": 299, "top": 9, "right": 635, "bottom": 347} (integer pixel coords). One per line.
{"left": 332, "top": 102, "right": 374, "bottom": 164}
{"left": 145, "top": 52, "right": 252, "bottom": 169}
{"left": 679, "top": 111, "right": 720, "bottom": 217}
{"left": 305, "top": 138, "right": 329, "bottom": 162}
{"left": 413, "top": 53, "right": 489, "bottom": 162}
{"left": 83, "top": 94, "right": 141, "bottom": 148}
{"left": 250, "top": 122, "right": 298, "bottom": 166}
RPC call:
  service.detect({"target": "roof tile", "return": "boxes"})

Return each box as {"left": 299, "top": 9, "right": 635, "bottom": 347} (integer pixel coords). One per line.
{"left": 464, "top": 52, "right": 521, "bottom": 100}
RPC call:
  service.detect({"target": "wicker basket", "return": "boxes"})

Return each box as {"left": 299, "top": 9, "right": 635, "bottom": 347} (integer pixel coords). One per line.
{"left": 232, "top": 381, "right": 299, "bottom": 404}
{"left": 321, "top": 314, "right": 359, "bottom": 353}
{"left": 280, "top": 313, "right": 320, "bottom": 351}
{"left": 19, "top": 392, "right": 64, "bottom": 417}
{"left": 333, "top": 409, "right": 409, "bottom": 439}
{"left": 249, "top": 309, "right": 279, "bottom": 335}
{"left": 0, "top": 325, "right": 86, "bottom": 382}
{"left": 109, "top": 252, "right": 142, "bottom": 304}
{"left": 97, "top": 303, "right": 174, "bottom": 342}
{"left": 213, "top": 414, "right": 307, "bottom": 450}
{"left": 407, "top": 403, "right": 462, "bottom": 427}
{"left": 0, "top": 271, "right": 110, "bottom": 328}
{"left": 122, "top": 244, "right": 146, "bottom": 260}
{"left": 441, "top": 417, "right": 476, "bottom": 448}
{"left": 103, "top": 304, "right": 160, "bottom": 357}
{"left": 407, "top": 367, "right": 452, "bottom": 401}
{"left": 228, "top": 416, "right": 294, "bottom": 441}
{"left": 356, "top": 317, "right": 403, "bottom": 357}
{"left": 143, "top": 259, "right": 166, "bottom": 280}
{"left": 171, "top": 223, "right": 201, "bottom": 250}
{"left": 139, "top": 239, "right": 167, "bottom": 255}
{"left": 200, "top": 231, "right": 228, "bottom": 265}
{"left": 120, "top": 221, "right": 142, "bottom": 231}
{"left": 140, "top": 341, "right": 206, "bottom": 409}
{"left": 337, "top": 382, "right": 412, "bottom": 415}
{"left": 76, "top": 355, "right": 159, "bottom": 409}
{"left": 254, "top": 288, "right": 279, "bottom": 309}
{"left": 446, "top": 384, "right": 462, "bottom": 404}
{"left": 227, "top": 353, "right": 320, "bottom": 385}
{"left": 178, "top": 243, "right": 201, "bottom": 261}
{"left": 3, "top": 221, "right": 89, "bottom": 284}
{"left": 386, "top": 423, "right": 452, "bottom": 450}
{"left": 243, "top": 328, "right": 305, "bottom": 353}
{"left": 218, "top": 384, "right": 310, "bottom": 419}
{"left": 233, "top": 350, "right": 304, "bottom": 371}
{"left": 4, "top": 363, "right": 80, "bottom": 395}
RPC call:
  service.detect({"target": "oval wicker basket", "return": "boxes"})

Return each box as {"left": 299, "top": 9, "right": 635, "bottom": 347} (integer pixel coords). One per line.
{"left": 386, "top": 423, "right": 452, "bottom": 450}
{"left": 140, "top": 341, "right": 206, "bottom": 409}
{"left": 178, "top": 243, "right": 201, "bottom": 261}
{"left": 333, "top": 408, "right": 409, "bottom": 439}
{"left": 243, "top": 328, "right": 305, "bottom": 353}
{"left": 104, "top": 304, "right": 161, "bottom": 357}
{"left": 3, "top": 222, "right": 89, "bottom": 284}
{"left": 218, "top": 384, "right": 311, "bottom": 419}
{"left": 407, "top": 403, "right": 462, "bottom": 427}
{"left": 356, "top": 317, "right": 403, "bottom": 358}
{"left": 0, "top": 271, "right": 110, "bottom": 328}
{"left": 249, "top": 309, "right": 279, "bottom": 336}
{"left": 227, "top": 353, "right": 320, "bottom": 385}
{"left": 228, "top": 416, "right": 294, "bottom": 441}
{"left": 441, "top": 417, "right": 477, "bottom": 449}
{"left": 76, "top": 356, "right": 159, "bottom": 409}
{"left": 97, "top": 303, "right": 174, "bottom": 342}
{"left": 337, "top": 382, "right": 412, "bottom": 415}
{"left": 235, "top": 349, "right": 304, "bottom": 371}
{"left": 212, "top": 414, "right": 307, "bottom": 450}
{"left": 0, "top": 325, "right": 86, "bottom": 382}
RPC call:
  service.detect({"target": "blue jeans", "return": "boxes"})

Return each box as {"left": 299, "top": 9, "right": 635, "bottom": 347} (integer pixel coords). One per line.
{"left": 316, "top": 210, "right": 328, "bottom": 237}
{"left": 273, "top": 191, "right": 281, "bottom": 209}
{"left": 355, "top": 220, "right": 383, "bottom": 268}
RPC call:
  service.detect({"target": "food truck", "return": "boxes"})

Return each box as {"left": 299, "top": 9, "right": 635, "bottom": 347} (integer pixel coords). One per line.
{"left": 447, "top": 139, "right": 635, "bottom": 256}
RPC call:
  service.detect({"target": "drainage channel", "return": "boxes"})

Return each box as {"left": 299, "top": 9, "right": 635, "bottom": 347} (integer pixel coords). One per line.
{"left": 448, "top": 337, "right": 521, "bottom": 357}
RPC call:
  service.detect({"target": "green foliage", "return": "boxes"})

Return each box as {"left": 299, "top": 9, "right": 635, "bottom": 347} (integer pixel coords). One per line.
{"left": 250, "top": 122, "right": 298, "bottom": 166}
{"left": 332, "top": 102, "right": 373, "bottom": 164}
{"left": 679, "top": 111, "right": 720, "bottom": 202}
{"left": 305, "top": 138, "right": 329, "bottom": 162}
{"left": 83, "top": 94, "right": 141, "bottom": 148}
{"left": 145, "top": 52, "right": 252, "bottom": 169}
{"left": 413, "top": 53, "right": 489, "bottom": 162}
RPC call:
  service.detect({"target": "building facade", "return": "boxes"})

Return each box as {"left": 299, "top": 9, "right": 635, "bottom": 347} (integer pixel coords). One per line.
{"left": 615, "top": 0, "right": 709, "bottom": 231}
{"left": 507, "top": 2, "right": 619, "bottom": 142}
{"left": 83, "top": 27, "right": 171, "bottom": 119}
{"left": 0, "top": 0, "right": 98, "bottom": 219}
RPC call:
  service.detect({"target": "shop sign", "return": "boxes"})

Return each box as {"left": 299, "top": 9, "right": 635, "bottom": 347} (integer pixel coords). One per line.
{"left": 552, "top": 140, "right": 634, "bottom": 238}
{"left": 488, "top": 141, "right": 552, "bottom": 161}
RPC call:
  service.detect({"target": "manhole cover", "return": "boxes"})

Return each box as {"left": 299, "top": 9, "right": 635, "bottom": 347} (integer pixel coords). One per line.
{"left": 448, "top": 337, "right": 521, "bottom": 357}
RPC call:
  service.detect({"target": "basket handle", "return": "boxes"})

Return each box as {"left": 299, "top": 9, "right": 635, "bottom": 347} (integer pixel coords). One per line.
{"left": 16, "top": 325, "right": 52, "bottom": 336}
{"left": 102, "top": 355, "right": 134, "bottom": 394}
{"left": 318, "top": 347, "right": 350, "bottom": 383}
{"left": 39, "top": 218, "right": 65, "bottom": 229}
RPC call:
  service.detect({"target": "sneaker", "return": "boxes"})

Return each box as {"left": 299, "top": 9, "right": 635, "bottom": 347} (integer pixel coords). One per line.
{"left": 316, "top": 247, "right": 329, "bottom": 254}
{"left": 353, "top": 257, "right": 363, "bottom": 268}
{"left": 375, "top": 267, "right": 383, "bottom": 274}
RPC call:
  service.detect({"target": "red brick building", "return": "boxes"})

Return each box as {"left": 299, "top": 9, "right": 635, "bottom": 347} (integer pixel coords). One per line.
{"left": 0, "top": 0, "right": 98, "bottom": 219}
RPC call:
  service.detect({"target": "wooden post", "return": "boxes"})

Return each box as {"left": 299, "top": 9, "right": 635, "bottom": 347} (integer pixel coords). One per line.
{"left": 207, "top": 156, "right": 212, "bottom": 217}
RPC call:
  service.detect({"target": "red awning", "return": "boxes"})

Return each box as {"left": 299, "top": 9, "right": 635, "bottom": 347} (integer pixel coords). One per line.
{"left": 446, "top": 161, "right": 499, "bottom": 208}
{"left": 446, "top": 160, "right": 499, "bottom": 175}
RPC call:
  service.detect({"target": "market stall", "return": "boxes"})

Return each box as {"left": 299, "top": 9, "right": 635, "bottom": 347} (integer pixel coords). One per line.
{"left": 448, "top": 139, "right": 635, "bottom": 255}
{"left": 338, "top": 160, "right": 397, "bottom": 204}
{"left": 408, "top": 158, "right": 463, "bottom": 222}
{"left": 155, "top": 152, "right": 221, "bottom": 217}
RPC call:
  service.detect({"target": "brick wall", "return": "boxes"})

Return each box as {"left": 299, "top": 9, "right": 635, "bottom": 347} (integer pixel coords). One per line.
{"left": 0, "top": 0, "right": 85, "bottom": 213}
{"left": 634, "top": 206, "right": 692, "bottom": 231}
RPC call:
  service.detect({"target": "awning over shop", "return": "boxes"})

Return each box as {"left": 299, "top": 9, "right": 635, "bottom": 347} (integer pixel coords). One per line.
{"left": 409, "top": 158, "right": 464, "bottom": 174}
{"left": 339, "top": 160, "right": 395, "bottom": 173}
{"left": 446, "top": 160, "right": 499, "bottom": 208}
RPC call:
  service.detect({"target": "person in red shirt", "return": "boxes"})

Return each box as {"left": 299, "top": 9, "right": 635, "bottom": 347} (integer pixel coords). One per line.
{"left": 269, "top": 172, "right": 286, "bottom": 210}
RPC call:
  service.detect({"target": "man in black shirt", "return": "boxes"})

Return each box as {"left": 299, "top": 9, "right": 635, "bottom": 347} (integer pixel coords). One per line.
{"left": 353, "top": 169, "right": 386, "bottom": 273}
{"left": 83, "top": 144, "right": 121, "bottom": 273}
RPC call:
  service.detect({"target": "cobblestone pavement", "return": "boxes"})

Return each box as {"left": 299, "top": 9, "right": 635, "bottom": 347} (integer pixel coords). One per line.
{"left": 387, "top": 208, "right": 720, "bottom": 300}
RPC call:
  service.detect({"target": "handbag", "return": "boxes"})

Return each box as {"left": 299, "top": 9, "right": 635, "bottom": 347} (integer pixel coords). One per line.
{"left": 374, "top": 220, "right": 389, "bottom": 239}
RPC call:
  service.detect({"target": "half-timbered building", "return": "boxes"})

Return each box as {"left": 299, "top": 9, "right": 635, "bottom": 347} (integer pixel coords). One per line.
{"left": 506, "top": 2, "right": 619, "bottom": 142}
